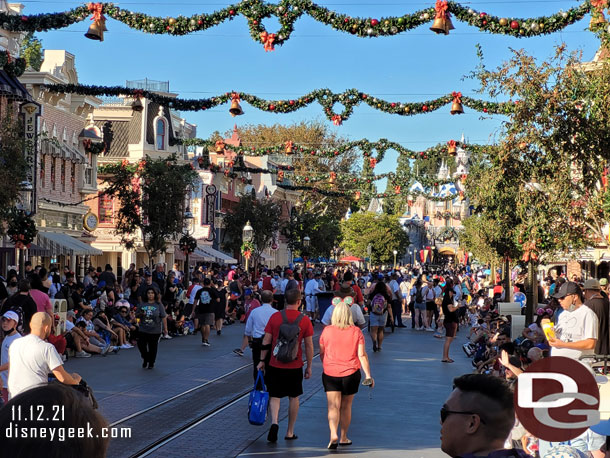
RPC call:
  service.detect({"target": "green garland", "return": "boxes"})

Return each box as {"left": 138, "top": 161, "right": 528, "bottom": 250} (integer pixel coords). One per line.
{"left": 1, "top": 1, "right": 600, "bottom": 47}
{"left": 182, "top": 138, "right": 490, "bottom": 161}
{"left": 0, "top": 51, "right": 26, "bottom": 77}
{"left": 45, "top": 83, "right": 513, "bottom": 123}
{"left": 277, "top": 183, "right": 459, "bottom": 201}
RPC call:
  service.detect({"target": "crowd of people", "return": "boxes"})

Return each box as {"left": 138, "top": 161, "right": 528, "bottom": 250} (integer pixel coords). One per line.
{"left": 1, "top": 258, "right": 609, "bottom": 457}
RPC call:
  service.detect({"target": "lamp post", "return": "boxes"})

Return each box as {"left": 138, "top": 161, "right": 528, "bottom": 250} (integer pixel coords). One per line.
{"left": 183, "top": 207, "right": 194, "bottom": 288}
{"left": 367, "top": 243, "right": 372, "bottom": 270}
{"left": 393, "top": 250, "right": 398, "bottom": 270}
{"left": 303, "top": 235, "right": 311, "bottom": 273}
{"left": 243, "top": 220, "right": 253, "bottom": 275}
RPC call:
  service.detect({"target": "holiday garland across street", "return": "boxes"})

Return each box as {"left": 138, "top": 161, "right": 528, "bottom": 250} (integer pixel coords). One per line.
{"left": 0, "top": 1, "right": 606, "bottom": 51}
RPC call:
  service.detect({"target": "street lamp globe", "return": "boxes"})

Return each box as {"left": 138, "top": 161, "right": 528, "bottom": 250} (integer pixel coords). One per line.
{"left": 184, "top": 207, "right": 195, "bottom": 234}
{"left": 303, "top": 235, "right": 311, "bottom": 247}
{"left": 243, "top": 220, "right": 253, "bottom": 242}
{"left": 393, "top": 250, "right": 398, "bottom": 255}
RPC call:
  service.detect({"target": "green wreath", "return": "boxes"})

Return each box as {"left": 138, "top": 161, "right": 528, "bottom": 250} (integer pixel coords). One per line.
{"left": 179, "top": 234, "right": 197, "bottom": 254}
{"left": 7, "top": 209, "right": 38, "bottom": 249}
{"left": 241, "top": 240, "right": 255, "bottom": 258}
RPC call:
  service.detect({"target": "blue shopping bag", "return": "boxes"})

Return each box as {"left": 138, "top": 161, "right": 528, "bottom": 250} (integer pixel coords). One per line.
{"left": 248, "top": 370, "right": 269, "bottom": 426}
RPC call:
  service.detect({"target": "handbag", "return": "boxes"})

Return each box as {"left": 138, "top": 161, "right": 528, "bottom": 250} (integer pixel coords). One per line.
{"left": 248, "top": 370, "right": 269, "bottom": 426}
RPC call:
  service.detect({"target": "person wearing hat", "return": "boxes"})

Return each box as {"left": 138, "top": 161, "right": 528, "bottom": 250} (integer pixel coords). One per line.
{"left": 599, "top": 277, "right": 609, "bottom": 298}
{"left": 548, "top": 282, "right": 598, "bottom": 362}
{"left": 583, "top": 279, "right": 610, "bottom": 356}
{"left": 0, "top": 311, "right": 21, "bottom": 403}
{"left": 321, "top": 284, "right": 366, "bottom": 329}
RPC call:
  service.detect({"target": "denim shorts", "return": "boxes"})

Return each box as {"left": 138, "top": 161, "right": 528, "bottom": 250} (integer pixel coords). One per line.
{"left": 414, "top": 302, "right": 426, "bottom": 311}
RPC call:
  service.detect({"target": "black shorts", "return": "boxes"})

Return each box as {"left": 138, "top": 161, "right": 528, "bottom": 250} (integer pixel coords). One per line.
{"left": 425, "top": 301, "right": 436, "bottom": 311}
{"left": 445, "top": 322, "right": 458, "bottom": 338}
{"left": 322, "top": 370, "right": 361, "bottom": 395}
{"left": 265, "top": 365, "right": 303, "bottom": 398}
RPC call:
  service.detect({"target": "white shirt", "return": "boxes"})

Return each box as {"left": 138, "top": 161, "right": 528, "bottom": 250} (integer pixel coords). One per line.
{"left": 304, "top": 279, "right": 321, "bottom": 297}
{"left": 65, "top": 320, "right": 75, "bottom": 332}
{"left": 552, "top": 304, "right": 598, "bottom": 361}
{"left": 189, "top": 285, "right": 203, "bottom": 305}
{"left": 1, "top": 332, "right": 21, "bottom": 387}
{"left": 245, "top": 303, "right": 277, "bottom": 338}
{"left": 433, "top": 285, "right": 442, "bottom": 299}
{"left": 279, "top": 278, "right": 289, "bottom": 294}
{"left": 8, "top": 334, "right": 64, "bottom": 399}
{"left": 322, "top": 303, "right": 366, "bottom": 327}
{"left": 389, "top": 280, "right": 399, "bottom": 300}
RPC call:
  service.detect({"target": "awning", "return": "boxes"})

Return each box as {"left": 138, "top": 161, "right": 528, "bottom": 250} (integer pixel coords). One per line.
{"left": 0, "top": 70, "right": 31, "bottom": 101}
{"left": 198, "top": 244, "right": 237, "bottom": 264}
{"left": 438, "top": 247, "right": 456, "bottom": 255}
{"left": 259, "top": 252, "right": 274, "bottom": 262}
{"left": 174, "top": 247, "right": 210, "bottom": 262}
{"left": 37, "top": 231, "right": 102, "bottom": 256}
{"left": 27, "top": 243, "right": 51, "bottom": 257}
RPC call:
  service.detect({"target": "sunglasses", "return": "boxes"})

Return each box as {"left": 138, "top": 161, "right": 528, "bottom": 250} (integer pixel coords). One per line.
{"left": 440, "top": 407, "right": 486, "bottom": 424}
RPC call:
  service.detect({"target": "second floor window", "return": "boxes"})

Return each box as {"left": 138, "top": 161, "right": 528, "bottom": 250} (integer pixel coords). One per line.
{"left": 156, "top": 119, "right": 166, "bottom": 150}
{"left": 99, "top": 194, "right": 113, "bottom": 224}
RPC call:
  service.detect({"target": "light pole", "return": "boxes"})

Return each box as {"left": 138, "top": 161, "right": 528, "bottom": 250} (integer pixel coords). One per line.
{"left": 367, "top": 243, "right": 372, "bottom": 271}
{"left": 303, "top": 235, "right": 311, "bottom": 273}
{"left": 243, "top": 220, "right": 253, "bottom": 275}
{"left": 183, "top": 207, "right": 194, "bottom": 287}
{"left": 393, "top": 250, "right": 398, "bottom": 270}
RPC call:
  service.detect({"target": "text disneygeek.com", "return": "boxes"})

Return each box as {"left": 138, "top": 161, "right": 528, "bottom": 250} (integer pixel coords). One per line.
{"left": 4, "top": 423, "right": 132, "bottom": 441}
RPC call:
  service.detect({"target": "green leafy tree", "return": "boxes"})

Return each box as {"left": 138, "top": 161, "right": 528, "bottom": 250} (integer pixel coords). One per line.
{"left": 340, "top": 212, "right": 409, "bottom": 265}
{"left": 0, "top": 113, "right": 27, "bottom": 226}
{"left": 282, "top": 203, "right": 341, "bottom": 259}
{"left": 221, "top": 193, "right": 281, "bottom": 267}
{"left": 99, "top": 155, "right": 197, "bottom": 267}
{"left": 20, "top": 32, "right": 43, "bottom": 71}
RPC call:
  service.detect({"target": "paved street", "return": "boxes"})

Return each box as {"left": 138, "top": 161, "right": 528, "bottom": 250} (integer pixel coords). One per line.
{"left": 65, "top": 319, "right": 471, "bottom": 458}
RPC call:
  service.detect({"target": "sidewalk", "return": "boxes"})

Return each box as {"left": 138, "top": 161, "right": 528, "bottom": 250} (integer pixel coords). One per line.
{"left": 239, "top": 324, "right": 472, "bottom": 458}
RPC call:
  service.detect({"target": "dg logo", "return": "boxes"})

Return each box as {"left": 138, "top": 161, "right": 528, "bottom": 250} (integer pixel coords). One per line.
{"left": 514, "top": 356, "right": 601, "bottom": 442}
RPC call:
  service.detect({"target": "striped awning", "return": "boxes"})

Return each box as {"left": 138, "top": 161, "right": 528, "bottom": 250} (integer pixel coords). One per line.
{"left": 197, "top": 244, "right": 237, "bottom": 264}
{"left": 37, "top": 231, "right": 102, "bottom": 256}
{"left": 174, "top": 247, "right": 212, "bottom": 262}
{"left": 0, "top": 70, "right": 31, "bottom": 101}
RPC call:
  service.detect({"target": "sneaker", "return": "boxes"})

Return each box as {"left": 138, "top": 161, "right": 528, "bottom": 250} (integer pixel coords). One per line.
{"left": 417, "top": 326, "right": 424, "bottom": 331}
{"left": 233, "top": 348, "right": 244, "bottom": 356}
{"left": 102, "top": 345, "right": 112, "bottom": 355}
{"left": 120, "top": 344, "right": 132, "bottom": 349}
{"left": 112, "top": 346, "right": 121, "bottom": 354}
{"left": 162, "top": 334, "right": 172, "bottom": 340}
{"left": 217, "top": 330, "right": 221, "bottom": 335}
{"left": 75, "top": 351, "right": 91, "bottom": 358}
{"left": 425, "top": 327, "right": 434, "bottom": 332}
{"left": 183, "top": 328, "right": 189, "bottom": 336}
{"left": 202, "top": 341, "right": 210, "bottom": 347}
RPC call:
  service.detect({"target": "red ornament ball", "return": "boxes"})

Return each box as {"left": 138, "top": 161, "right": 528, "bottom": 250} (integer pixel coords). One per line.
{"left": 305, "top": 178, "right": 309, "bottom": 182}
{"left": 362, "top": 94, "right": 367, "bottom": 99}
{"left": 166, "top": 26, "right": 171, "bottom": 30}
{"left": 510, "top": 20, "right": 519, "bottom": 29}
{"left": 480, "top": 12, "right": 487, "bottom": 17}
{"left": 344, "top": 18, "right": 349, "bottom": 23}
{"left": 253, "top": 20, "right": 258, "bottom": 25}
{"left": 21, "top": 15, "right": 28, "bottom": 21}
{"left": 334, "top": 151, "right": 339, "bottom": 156}
{"left": 371, "top": 19, "right": 379, "bottom": 26}
{"left": 229, "top": 9, "right": 235, "bottom": 15}
{"left": 269, "top": 104, "right": 275, "bottom": 110}
{"left": 391, "top": 102, "right": 396, "bottom": 107}
{"left": 422, "top": 105, "right": 428, "bottom": 111}
{"left": 483, "top": 108, "right": 488, "bottom": 113}
{"left": 419, "top": 152, "right": 424, "bottom": 156}
{"left": 482, "top": 20, "right": 487, "bottom": 25}
{"left": 289, "top": 100, "right": 295, "bottom": 105}
{"left": 198, "top": 19, "right": 203, "bottom": 25}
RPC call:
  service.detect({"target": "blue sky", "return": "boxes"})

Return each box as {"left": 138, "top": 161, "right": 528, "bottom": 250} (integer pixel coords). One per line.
{"left": 24, "top": 1, "right": 601, "bottom": 186}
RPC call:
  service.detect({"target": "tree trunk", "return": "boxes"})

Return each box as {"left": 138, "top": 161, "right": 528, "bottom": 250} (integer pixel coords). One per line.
{"left": 504, "top": 257, "right": 512, "bottom": 303}
{"left": 525, "top": 259, "right": 538, "bottom": 325}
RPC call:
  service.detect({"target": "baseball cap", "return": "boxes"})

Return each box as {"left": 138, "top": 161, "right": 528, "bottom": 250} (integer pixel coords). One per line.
{"left": 144, "top": 271, "right": 152, "bottom": 277}
{"left": 285, "top": 269, "right": 293, "bottom": 275}
{"left": 600, "top": 278, "right": 608, "bottom": 286}
{"left": 67, "top": 310, "right": 77, "bottom": 318}
{"left": 583, "top": 279, "right": 601, "bottom": 291}
{"left": 2, "top": 310, "right": 19, "bottom": 322}
{"left": 244, "top": 288, "right": 253, "bottom": 296}
{"left": 552, "top": 281, "right": 581, "bottom": 299}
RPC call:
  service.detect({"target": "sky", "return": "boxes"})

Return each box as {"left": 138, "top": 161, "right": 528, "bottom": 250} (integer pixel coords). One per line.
{"left": 22, "top": 0, "right": 602, "bottom": 189}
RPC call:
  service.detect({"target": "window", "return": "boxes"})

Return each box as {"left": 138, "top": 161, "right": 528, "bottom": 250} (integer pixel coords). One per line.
{"left": 61, "top": 159, "right": 66, "bottom": 192}
{"left": 99, "top": 194, "right": 114, "bottom": 224}
{"left": 71, "top": 163, "right": 76, "bottom": 193}
{"left": 40, "top": 156, "right": 45, "bottom": 188}
{"left": 84, "top": 152, "right": 94, "bottom": 187}
{"left": 51, "top": 158, "right": 56, "bottom": 190}
{"left": 156, "top": 118, "right": 166, "bottom": 150}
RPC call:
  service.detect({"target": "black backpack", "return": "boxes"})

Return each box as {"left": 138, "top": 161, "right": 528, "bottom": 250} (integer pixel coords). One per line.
{"left": 273, "top": 310, "right": 304, "bottom": 363}
{"left": 415, "top": 287, "right": 424, "bottom": 303}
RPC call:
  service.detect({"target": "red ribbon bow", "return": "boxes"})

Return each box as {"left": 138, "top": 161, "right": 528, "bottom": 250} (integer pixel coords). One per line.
{"left": 522, "top": 241, "right": 539, "bottom": 263}
{"left": 394, "top": 185, "right": 401, "bottom": 194}
{"left": 231, "top": 92, "right": 240, "bottom": 102}
{"left": 434, "top": 0, "right": 450, "bottom": 19}
{"left": 260, "top": 32, "right": 276, "bottom": 52}
{"left": 452, "top": 91, "right": 462, "bottom": 104}
{"left": 87, "top": 2, "right": 105, "bottom": 22}
{"left": 447, "top": 139, "right": 457, "bottom": 148}
{"left": 285, "top": 141, "right": 293, "bottom": 151}
{"left": 215, "top": 140, "right": 225, "bottom": 149}
{"left": 369, "top": 158, "right": 377, "bottom": 168}
{"left": 329, "top": 172, "right": 337, "bottom": 182}
{"left": 332, "top": 115, "right": 342, "bottom": 126}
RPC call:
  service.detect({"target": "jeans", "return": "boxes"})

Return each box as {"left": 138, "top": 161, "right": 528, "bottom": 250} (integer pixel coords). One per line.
{"left": 391, "top": 299, "right": 403, "bottom": 326}
{"left": 137, "top": 332, "right": 161, "bottom": 365}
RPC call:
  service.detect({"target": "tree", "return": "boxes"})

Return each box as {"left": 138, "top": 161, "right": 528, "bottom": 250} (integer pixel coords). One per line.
{"left": 99, "top": 155, "right": 197, "bottom": 267}
{"left": 221, "top": 193, "right": 281, "bottom": 267}
{"left": 281, "top": 203, "right": 341, "bottom": 259}
{"left": 340, "top": 212, "right": 409, "bottom": 265}
{"left": 0, "top": 113, "right": 27, "bottom": 226}
{"left": 20, "top": 32, "right": 43, "bottom": 71}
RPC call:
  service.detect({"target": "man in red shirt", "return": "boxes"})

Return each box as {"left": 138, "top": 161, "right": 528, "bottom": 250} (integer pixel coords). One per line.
{"left": 257, "top": 288, "right": 314, "bottom": 443}
{"left": 333, "top": 271, "right": 364, "bottom": 307}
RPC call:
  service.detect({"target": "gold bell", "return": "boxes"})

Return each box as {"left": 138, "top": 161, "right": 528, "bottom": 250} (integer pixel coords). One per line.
{"left": 131, "top": 97, "right": 143, "bottom": 113}
{"left": 215, "top": 141, "right": 225, "bottom": 154}
{"left": 590, "top": 12, "right": 607, "bottom": 29}
{"left": 430, "top": 17, "right": 447, "bottom": 34}
{"left": 444, "top": 17, "right": 455, "bottom": 34}
{"left": 229, "top": 99, "right": 244, "bottom": 117}
{"left": 85, "top": 19, "right": 105, "bottom": 41}
{"left": 450, "top": 101, "right": 464, "bottom": 115}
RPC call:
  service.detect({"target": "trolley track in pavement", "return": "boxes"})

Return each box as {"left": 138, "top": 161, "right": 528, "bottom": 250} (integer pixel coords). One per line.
{"left": 106, "top": 343, "right": 321, "bottom": 458}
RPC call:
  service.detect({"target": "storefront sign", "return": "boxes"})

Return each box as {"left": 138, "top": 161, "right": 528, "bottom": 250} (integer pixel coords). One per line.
{"left": 20, "top": 101, "right": 41, "bottom": 214}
